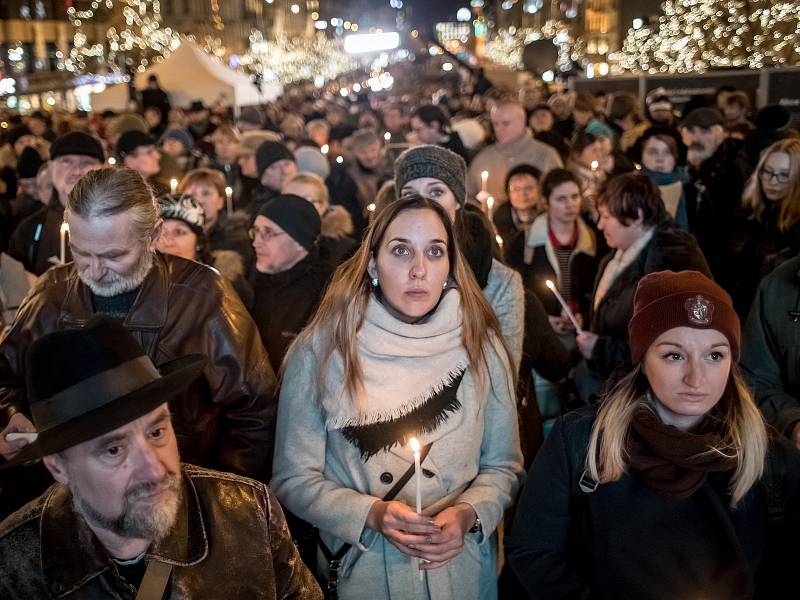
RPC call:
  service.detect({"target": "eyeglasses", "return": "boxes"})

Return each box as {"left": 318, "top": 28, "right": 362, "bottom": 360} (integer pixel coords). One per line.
{"left": 760, "top": 167, "right": 791, "bottom": 185}
{"left": 248, "top": 227, "right": 286, "bottom": 242}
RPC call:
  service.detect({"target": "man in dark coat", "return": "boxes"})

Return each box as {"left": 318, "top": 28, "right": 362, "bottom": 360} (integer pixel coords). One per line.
{"left": 681, "top": 107, "right": 752, "bottom": 284}
{"left": 249, "top": 140, "right": 297, "bottom": 218}
{"left": 249, "top": 194, "right": 333, "bottom": 373}
{"left": 742, "top": 254, "right": 800, "bottom": 449}
{"left": 0, "top": 167, "right": 277, "bottom": 516}
{"left": 8, "top": 132, "right": 104, "bottom": 275}
{"left": 0, "top": 318, "right": 321, "bottom": 599}
{"left": 140, "top": 74, "right": 171, "bottom": 123}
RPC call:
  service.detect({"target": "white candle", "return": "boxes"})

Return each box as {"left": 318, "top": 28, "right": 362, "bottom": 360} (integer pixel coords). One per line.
{"left": 545, "top": 279, "right": 581, "bottom": 332}
{"left": 59, "top": 222, "right": 69, "bottom": 265}
{"left": 486, "top": 195, "right": 494, "bottom": 212}
{"left": 480, "top": 170, "right": 489, "bottom": 193}
{"left": 225, "top": 186, "right": 233, "bottom": 216}
{"left": 409, "top": 437, "right": 424, "bottom": 581}
{"left": 170, "top": 178, "right": 178, "bottom": 194}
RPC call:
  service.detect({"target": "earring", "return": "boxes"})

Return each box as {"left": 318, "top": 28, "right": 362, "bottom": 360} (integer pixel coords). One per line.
{"left": 371, "top": 277, "right": 379, "bottom": 288}
{"left": 443, "top": 281, "right": 448, "bottom": 290}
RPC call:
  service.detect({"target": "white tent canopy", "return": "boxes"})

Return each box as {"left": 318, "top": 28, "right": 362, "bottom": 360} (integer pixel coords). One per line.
{"left": 90, "top": 41, "right": 282, "bottom": 112}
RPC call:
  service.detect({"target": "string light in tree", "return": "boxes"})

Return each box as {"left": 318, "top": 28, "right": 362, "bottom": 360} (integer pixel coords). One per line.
{"left": 484, "top": 22, "right": 584, "bottom": 73}
{"left": 613, "top": 0, "right": 800, "bottom": 73}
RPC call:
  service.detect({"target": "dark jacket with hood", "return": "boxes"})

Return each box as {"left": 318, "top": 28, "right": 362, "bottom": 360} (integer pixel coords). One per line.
{"left": 506, "top": 407, "right": 800, "bottom": 600}
{"left": 7, "top": 191, "right": 68, "bottom": 276}
{"left": 742, "top": 254, "right": 800, "bottom": 436}
{"left": 0, "top": 465, "right": 322, "bottom": 599}
{"left": 586, "top": 219, "right": 710, "bottom": 381}
{"left": 249, "top": 249, "right": 334, "bottom": 374}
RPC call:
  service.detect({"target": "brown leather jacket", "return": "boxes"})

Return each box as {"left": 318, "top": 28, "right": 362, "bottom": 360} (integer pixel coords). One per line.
{"left": 0, "top": 464, "right": 323, "bottom": 599}
{"left": 0, "top": 253, "right": 277, "bottom": 477}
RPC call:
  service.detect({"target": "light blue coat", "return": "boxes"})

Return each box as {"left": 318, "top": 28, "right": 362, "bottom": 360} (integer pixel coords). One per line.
{"left": 271, "top": 333, "right": 524, "bottom": 600}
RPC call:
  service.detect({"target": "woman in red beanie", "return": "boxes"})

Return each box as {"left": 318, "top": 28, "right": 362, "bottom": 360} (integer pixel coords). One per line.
{"left": 506, "top": 269, "right": 800, "bottom": 600}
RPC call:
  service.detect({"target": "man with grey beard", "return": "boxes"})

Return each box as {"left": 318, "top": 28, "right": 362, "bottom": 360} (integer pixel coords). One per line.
{"left": 0, "top": 167, "right": 277, "bottom": 515}
{"left": 680, "top": 107, "right": 752, "bottom": 287}
{"left": 0, "top": 317, "right": 321, "bottom": 598}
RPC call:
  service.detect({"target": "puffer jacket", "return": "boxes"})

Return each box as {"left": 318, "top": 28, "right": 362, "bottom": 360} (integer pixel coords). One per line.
{"left": 0, "top": 253, "right": 277, "bottom": 478}
{"left": 0, "top": 465, "right": 322, "bottom": 599}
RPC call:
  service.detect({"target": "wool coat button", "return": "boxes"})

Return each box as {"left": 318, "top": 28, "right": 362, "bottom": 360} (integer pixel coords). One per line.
{"left": 380, "top": 472, "right": 393, "bottom": 484}
{"left": 422, "top": 469, "right": 435, "bottom": 478}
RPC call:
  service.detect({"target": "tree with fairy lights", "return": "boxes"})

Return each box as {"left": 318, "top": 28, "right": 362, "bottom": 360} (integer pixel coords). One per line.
{"left": 67, "top": 0, "right": 180, "bottom": 74}
{"left": 614, "top": 0, "right": 800, "bottom": 73}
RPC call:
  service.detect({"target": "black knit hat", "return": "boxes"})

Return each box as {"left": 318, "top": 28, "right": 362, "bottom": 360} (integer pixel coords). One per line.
{"left": 117, "top": 130, "right": 155, "bottom": 158}
{"left": 256, "top": 194, "right": 321, "bottom": 251}
{"left": 394, "top": 145, "right": 467, "bottom": 207}
{"left": 158, "top": 193, "right": 205, "bottom": 236}
{"left": 256, "top": 140, "right": 294, "bottom": 177}
{"left": 16, "top": 146, "right": 44, "bottom": 179}
{"left": 504, "top": 163, "right": 542, "bottom": 196}
{"left": 50, "top": 131, "right": 105, "bottom": 163}
{"left": 6, "top": 125, "right": 33, "bottom": 148}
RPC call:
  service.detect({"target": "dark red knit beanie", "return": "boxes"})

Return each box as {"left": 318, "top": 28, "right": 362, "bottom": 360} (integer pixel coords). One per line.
{"left": 628, "top": 270, "right": 740, "bottom": 363}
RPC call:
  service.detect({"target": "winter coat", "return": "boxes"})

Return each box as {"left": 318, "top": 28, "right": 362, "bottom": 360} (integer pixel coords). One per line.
{"left": 319, "top": 204, "right": 359, "bottom": 267}
{"left": 7, "top": 196, "right": 67, "bottom": 276}
{"left": 209, "top": 248, "right": 254, "bottom": 309}
{"left": 249, "top": 251, "right": 333, "bottom": 374}
{"left": 510, "top": 213, "right": 599, "bottom": 322}
{"left": 0, "top": 253, "right": 277, "bottom": 478}
{"left": 0, "top": 465, "right": 322, "bottom": 599}
{"left": 582, "top": 220, "right": 710, "bottom": 391}
{"left": 271, "top": 299, "right": 524, "bottom": 600}
{"left": 641, "top": 166, "right": 689, "bottom": 230}
{"left": 505, "top": 407, "right": 800, "bottom": 600}
{"left": 326, "top": 164, "right": 367, "bottom": 238}
{"left": 207, "top": 210, "right": 254, "bottom": 273}
{"left": 684, "top": 138, "right": 752, "bottom": 282}
{"left": 484, "top": 259, "right": 525, "bottom": 371}
{"left": 438, "top": 130, "right": 470, "bottom": 163}
{"left": 492, "top": 201, "right": 540, "bottom": 254}
{"left": 742, "top": 254, "right": 800, "bottom": 435}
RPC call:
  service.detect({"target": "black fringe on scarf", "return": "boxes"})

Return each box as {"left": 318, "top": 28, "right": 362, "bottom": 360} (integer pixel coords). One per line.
{"left": 340, "top": 370, "right": 465, "bottom": 461}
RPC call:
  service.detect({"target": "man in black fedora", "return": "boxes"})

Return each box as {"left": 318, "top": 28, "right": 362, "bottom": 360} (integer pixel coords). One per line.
{"left": 0, "top": 316, "right": 322, "bottom": 599}
{"left": 186, "top": 99, "right": 216, "bottom": 143}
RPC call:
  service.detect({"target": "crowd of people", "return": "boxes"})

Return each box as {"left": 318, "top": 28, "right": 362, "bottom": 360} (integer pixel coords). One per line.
{"left": 0, "top": 70, "right": 798, "bottom": 598}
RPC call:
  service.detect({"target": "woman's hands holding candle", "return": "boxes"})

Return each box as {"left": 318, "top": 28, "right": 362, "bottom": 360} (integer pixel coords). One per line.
{"left": 576, "top": 330, "right": 600, "bottom": 360}
{"left": 366, "top": 500, "right": 441, "bottom": 557}
{"left": 415, "top": 503, "right": 477, "bottom": 571}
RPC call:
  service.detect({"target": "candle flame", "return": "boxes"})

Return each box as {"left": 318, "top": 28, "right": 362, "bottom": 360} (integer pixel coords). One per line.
{"left": 321, "top": 144, "right": 329, "bottom": 154}
{"left": 495, "top": 234, "right": 504, "bottom": 247}
{"left": 384, "top": 132, "right": 391, "bottom": 141}
{"left": 487, "top": 196, "right": 494, "bottom": 210}
{"left": 409, "top": 437, "right": 421, "bottom": 453}
{"left": 545, "top": 279, "right": 555, "bottom": 290}
{"left": 367, "top": 203, "right": 376, "bottom": 212}
{"left": 481, "top": 170, "right": 489, "bottom": 180}
{"left": 590, "top": 161, "right": 599, "bottom": 170}
{"left": 60, "top": 222, "right": 70, "bottom": 234}
{"left": 225, "top": 186, "right": 233, "bottom": 196}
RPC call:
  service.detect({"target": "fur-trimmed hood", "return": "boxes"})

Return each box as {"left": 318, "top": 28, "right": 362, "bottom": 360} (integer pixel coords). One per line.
{"left": 321, "top": 205, "right": 353, "bottom": 240}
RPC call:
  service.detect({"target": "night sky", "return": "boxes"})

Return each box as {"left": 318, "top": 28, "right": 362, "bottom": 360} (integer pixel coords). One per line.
{"left": 407, "top": 0, "right": 464, "bottom": 28}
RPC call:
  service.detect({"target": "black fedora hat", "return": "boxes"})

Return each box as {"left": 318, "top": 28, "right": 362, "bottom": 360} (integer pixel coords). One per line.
{"left": 2, "top": 316, "right": 206, "bottom": 469}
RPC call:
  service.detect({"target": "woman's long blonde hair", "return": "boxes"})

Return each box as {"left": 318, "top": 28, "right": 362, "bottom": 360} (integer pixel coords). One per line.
{"left": 742, "top": 138, "right": 800, "bottom": 231}
{"left": 586, "top": 363, "right": 768, "bottom": 507}
{"left": 287, "top": 195, "right": 513, "bottom": 416}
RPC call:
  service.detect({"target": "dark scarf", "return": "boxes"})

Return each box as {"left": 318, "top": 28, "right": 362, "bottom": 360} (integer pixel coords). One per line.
{"left": 625, "top": 404, "right": 737, "bottom": 499}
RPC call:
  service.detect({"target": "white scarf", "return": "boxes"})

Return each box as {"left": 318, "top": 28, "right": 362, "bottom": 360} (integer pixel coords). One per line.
{"left": 322, "top": 290, "right": 469, "bottom": 431}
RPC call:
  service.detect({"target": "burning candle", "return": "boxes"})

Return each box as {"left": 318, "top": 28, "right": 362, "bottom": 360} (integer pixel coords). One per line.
{"left": 321, "top": 144, "right": 329, "bottom": 155}
{"left": 384, "top": 131, "right": 392, "bottom": 141}
{"left": 545, "top": 279, "right": 581, "bottom": 332}
{"left": 170, "top": 178, "right": 178, "bottom": 194}
{"left": 590, "top": 160, "right": 599, "bottom": 172}
{"left": 409, "top": 436, "right": 423, "bottom": 581}
{"left": 486, "top": 195, "right": 494, "bottom": 212}
{"left": 480, "top": 170, "right": 489, "bottom": 194}
{"left": 225, "top": 186, "right": 233, "bottom": 216}
{"left": 59, "top": 222, "right": 69, "bottom": 265}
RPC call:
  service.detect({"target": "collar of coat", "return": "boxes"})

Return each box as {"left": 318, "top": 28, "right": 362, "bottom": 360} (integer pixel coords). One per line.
{"left": 57, "top": 253, "right": 173, "bottom": 330}
{"left": 523, "top": 213, "right": 596, "bottom": 265}
{"left": 41, "top": 467, "right": 207, "bottom": 598}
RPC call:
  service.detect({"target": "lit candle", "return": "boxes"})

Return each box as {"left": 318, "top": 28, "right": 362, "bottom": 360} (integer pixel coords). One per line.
{"left": 59, "top": 222, "right": 69, "bottom": 265}
{"left": 486, "top": 195, "right": 494, "bottom": 212}
{"left": 367, "top": 203, "right": 376, "bottom": 212}
{"left": 480, "top": 170, "right": 489, "bottom": 193}
{"left": 590, "top": 160, "right": 599, "bottom": 172}
{"left": 384, "top": 131, "right": 391, "bottom": 141}
{"left": 545, "top": 279, "right": 581, "bottom": 332}
{"left": 225, "top": 186, "right": 233, "bottom": 216}
{"left": 321, "top": 143, "right": 329, "bottom": 155}
{"left": 409, "top": 436, "right": 423, "bottom": 581}
{"left": 495, "top": 234, "right": 504, "bottom": 248}
{"left": 170, "top": 178, "right": 178, "bottom": 194}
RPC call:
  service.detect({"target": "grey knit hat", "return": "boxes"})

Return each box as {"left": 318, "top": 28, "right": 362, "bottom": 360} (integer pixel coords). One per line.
{"left": 394, "top": 145, "right": 467, "bottom": 207}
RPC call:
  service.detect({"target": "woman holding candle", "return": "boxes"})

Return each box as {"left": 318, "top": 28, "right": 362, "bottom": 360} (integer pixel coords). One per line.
{"left": 507, "top": 270, "right": 800, "bottom": 600}
{"left": 574, "top": 173, "right": 709, "bottom": 403}
{"left": 271, "top": 195, "right": 524, "bottom": 599}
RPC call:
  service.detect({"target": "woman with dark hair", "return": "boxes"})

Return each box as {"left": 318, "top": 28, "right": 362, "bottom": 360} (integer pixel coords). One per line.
{"left": 639, "top": 126, "right": 689, "bottom": 230}
{"left": 566, "top": 130, "right": 606, "bottom": 216}
{"left": 507, "top": 269, "right": 800, "bottom": 600}
{"left": 574, "top": 173, "right": 709, "bottom": 402}
{"left": 410, "top": 105, "right": 470, "bottom": 162}
{"left": 272, "top": 195, "right": 524, "bottom": 599}
{"left": 493, "top": 164, "right": 543, "bottom": 251}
